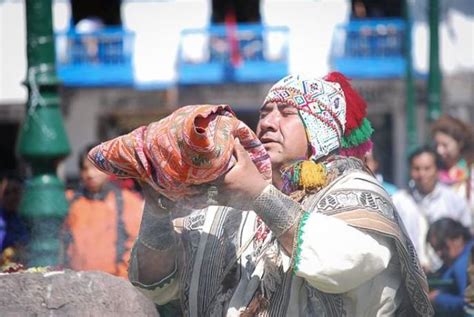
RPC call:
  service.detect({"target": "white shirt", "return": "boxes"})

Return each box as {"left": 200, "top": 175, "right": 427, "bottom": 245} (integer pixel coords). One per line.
{"left": 392, "top": 182, "right": 471, "bottom": 268}
{"left": 134, "top": 208, "right": 399, "bottom": 317}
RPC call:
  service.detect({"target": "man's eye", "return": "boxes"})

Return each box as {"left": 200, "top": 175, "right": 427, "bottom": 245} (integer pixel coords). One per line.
{"left": 283, "top": 109, "right": 298, "bottom": 115}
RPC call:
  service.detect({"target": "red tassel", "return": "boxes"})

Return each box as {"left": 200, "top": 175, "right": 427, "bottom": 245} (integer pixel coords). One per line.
{"left": 324, "top": 72, "right": 367, "bottom": 136}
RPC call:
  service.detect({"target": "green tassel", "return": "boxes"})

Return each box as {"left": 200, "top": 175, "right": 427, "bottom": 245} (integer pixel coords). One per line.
{"left": 341, "top": 118, "right": 374, "bottom": 148}
{"left": 293, "top": 162, "right": 301, "bottom": 185}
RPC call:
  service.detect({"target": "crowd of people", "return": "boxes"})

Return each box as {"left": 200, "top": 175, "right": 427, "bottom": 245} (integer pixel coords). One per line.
{"left": 0, "top": 146, "right": 144, "bottom": 277}
{"left": 370, "top": 114, "right": 474, "bottom": 316}
{"left": 1, "top": 72, "right": 473, "bottom": 316}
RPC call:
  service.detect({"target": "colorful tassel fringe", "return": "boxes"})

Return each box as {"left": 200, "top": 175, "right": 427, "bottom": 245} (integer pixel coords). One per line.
{"left": 281, "top": 160, "right": 328, "bottom": 194}
{"left": 341, "top": 118, "right": 373, "bottom": 149}
{"left": 339, "top": 139, "right": 373, "bottom": 160}
{"left": 300, "top": 161, "right": 327, "bottom": 189}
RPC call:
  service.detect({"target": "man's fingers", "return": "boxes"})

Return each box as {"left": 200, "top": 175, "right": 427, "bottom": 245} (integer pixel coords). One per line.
{"left": 233, "top": 138, "right": 249, "bottom": 162}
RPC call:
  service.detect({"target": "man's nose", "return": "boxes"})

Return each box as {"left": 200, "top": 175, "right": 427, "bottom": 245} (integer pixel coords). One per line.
{"left": 259, "top": 111, "right": 279, "bottom": 132}
{"left": 417, "top": 171, "right": 427, "bottom": 179}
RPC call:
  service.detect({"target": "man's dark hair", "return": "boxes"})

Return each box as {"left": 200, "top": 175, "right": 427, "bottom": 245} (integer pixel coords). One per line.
{"left": 426, "top": 217, "right": 471, "bottom": 244}
{"left": 408, "top": 145, "right": 443, "bottom": 169}
{"left": 78, "top": 143, "right": 99, "bottom": 170}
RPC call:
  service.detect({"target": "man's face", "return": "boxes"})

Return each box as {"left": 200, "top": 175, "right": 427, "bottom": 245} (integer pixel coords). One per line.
{"left": 0, "top": 179, "right": 22, "bottom": 213}
{"left": 410, "top": 152, "right": 438, "bottom": 195}
{"left": 80, "top": 159, "right": 109, "bottom": 193}
{"left": 256, "top": 102, "right": 308, "bottom": 171}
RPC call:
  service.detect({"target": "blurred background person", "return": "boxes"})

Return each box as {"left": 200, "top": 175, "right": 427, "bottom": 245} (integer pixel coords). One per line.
{"left": 352, "top": 0, "right": 367, "bottom": 19}
{"left": 392, "top": 146, "right": 471, "bottom": 272}
{"left": 0, "top": 214, "right": 5, "bottom": 251}
{"left": 365, "top": 147, "right": 398, "bottom": 195}
{"left": 427, "top": 218, "right": 473, "bottom": 317}
{"left": 432, "top": 114, "right": 474, "bottom": 214}
{"left": 0, "top": 174, "right": 28, "bottom": 262}
{"left": 74, "top": 16, "right": 104, "bottom": 63}
{"left": 0, "top": 206, "right": 7, "bottom": 250}
{"left": 62, "top": 144, "right": 143, "bottom": 279}
{"left": 465, "top": 244, "right": 474, "bottom": 316}
{"left": 109, "top": 175, "right": 143, "bottom": 199}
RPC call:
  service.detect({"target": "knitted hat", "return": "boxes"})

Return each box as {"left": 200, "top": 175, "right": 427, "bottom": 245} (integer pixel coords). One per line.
{"left": 88, "top": 104, "right": 272, "bottom": 204}
{"left": 263, "top": 72, "right": 373, "bottom": 161}
{"left": 263, "top": 72, "right": 373, "bottom": 192}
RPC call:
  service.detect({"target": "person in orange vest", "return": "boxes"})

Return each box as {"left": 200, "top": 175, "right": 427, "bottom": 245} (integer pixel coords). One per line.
{"left": 63, "top": 144, "right": 143, "bottom": 278}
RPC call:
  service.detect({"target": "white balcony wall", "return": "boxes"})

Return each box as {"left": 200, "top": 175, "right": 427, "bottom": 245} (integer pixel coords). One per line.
{"left": 264, "top": 0, "right": 349, "bottom": 77}
{"left": 0, "top": 0, "right": 349, "bottom": 101}
{"left": 0, "top": 1, "right": 27, "bottom": 103}
{"left": 411, "top": 0, "right": 474, "bottom": 74}
{"left": 1, "top": 0, "right": 473, "bottom": 105}
{"left": 0, "top": 0, "right": 70, "bottom": 103}
{"left": 124, "top": 0, "right": 210, "bottom": 86}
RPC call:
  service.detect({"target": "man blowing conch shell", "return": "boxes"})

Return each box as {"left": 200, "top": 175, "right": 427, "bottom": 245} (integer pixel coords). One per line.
{"left": 89, "top": 73, "right": 433, "bottom": 316}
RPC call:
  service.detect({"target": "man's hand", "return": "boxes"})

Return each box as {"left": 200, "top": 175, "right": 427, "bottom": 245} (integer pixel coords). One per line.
{"left": 218, "top": 139, "right": 270, "bottom": 209}
{"left": 428, "top": 290, "right": 440, "bottom": 302}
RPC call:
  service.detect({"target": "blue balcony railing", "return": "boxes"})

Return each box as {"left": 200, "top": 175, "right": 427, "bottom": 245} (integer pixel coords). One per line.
{"left": 56, "top": 27, "right": 134, "bottom": 86}
{"left": 177, "top": 24, "right": 289, "bottom": 85}
{"left": 329, "top": 19, "right": 406, "bottom": 79}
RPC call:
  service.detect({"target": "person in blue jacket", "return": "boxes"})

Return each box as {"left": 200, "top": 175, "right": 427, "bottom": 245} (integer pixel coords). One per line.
{"left": 427, "top": 217, "right": 473, "bottom": 316}
{"left": 0, "top": 216, "right": 5, "bottom": 250}
{"left": 365, "top": 147, "right": 398, "bottom": 196}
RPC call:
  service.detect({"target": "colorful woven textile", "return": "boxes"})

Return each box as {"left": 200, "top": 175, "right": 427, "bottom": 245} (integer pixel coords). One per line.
{"left": 88, "top": 104, "right": 272, "bottom": 202}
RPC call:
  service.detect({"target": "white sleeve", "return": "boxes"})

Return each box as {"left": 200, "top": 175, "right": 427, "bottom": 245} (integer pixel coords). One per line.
{"left": 392, "top": 192, "right": 419, "bottom": 247}
{"left": 293, "top": 212, "right": 392, "bottom": 294}
{"left": 453, "top": 193, "right": 472, "bottom": 228}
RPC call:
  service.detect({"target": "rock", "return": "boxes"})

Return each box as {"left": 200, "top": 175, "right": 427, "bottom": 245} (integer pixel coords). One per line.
{"left": 0, "top": 270, "right": 159, "bottom": 316}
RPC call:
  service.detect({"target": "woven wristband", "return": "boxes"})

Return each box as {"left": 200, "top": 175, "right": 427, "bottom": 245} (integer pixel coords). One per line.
{"left": 252, "top": 185, "right": 301, "bottom": 237}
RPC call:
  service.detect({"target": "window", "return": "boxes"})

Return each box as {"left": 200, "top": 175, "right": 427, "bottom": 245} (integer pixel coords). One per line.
{"left": 71, "top": 0, "right": 122, "bottom": 27}
{"left": 351, "top": 0, "right": 402, "bottom": 19}
{"left": 211, "top": 0, "right": 261, "bottom": 24}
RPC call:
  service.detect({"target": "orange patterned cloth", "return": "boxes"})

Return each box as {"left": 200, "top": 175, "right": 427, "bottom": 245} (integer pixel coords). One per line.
{"left": 88, "top": 104, "right": 272, "bottom": 204}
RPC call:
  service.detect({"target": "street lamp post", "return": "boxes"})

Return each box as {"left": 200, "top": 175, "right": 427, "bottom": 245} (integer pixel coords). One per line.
{"left": 404, "top": 0, "right": 417, "bottom": 153}
{"left": 428, "top": 0, "right": 441, "bottom": 122}
{"left": 17, "top": 0, "right": 71, "bottom": 267}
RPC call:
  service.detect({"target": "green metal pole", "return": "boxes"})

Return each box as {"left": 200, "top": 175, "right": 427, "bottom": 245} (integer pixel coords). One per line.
{"left": 404, "top": 0, "right": 417, "bottom": 153}
{"left": 427, "top": 0, "right": 441, "bottom": 122}
{"left": 17, "top": 0, "right": 70, "bottom": 267}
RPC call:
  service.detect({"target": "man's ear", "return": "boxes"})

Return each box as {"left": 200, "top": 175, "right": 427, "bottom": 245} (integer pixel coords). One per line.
{"left": 306, "top": 144, "right": 312, "bottom": 159}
